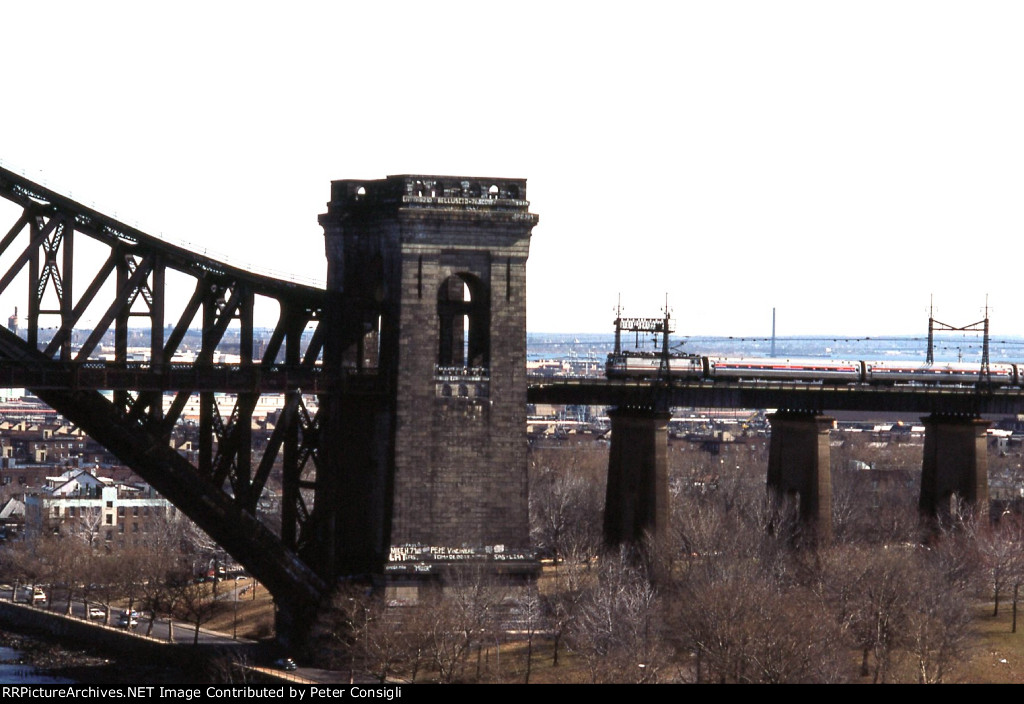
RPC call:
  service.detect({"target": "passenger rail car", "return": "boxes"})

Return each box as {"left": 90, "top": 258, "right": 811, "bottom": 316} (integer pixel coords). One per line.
{"left": 605, "top": 354, "right": 704, "bottom": 378}
{"left": 707, "top": 357, "right": 862, "bottom": 383}
{"left": 862, "top": 360, "right": 1015, "bottom": 385}
{"left": 606, "top": 353, "right": 1023, "bottom": 387}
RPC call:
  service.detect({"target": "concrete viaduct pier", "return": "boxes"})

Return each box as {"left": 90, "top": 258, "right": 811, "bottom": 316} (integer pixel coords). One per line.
{"left": 603, "top": 406, "right": 671, "bottom": 548}
{"left": 599, "top": 406, "right": 991, "bottom": 547}
{"left": 528, "top": 377, "right": 1009, "bottom": 547}
{"left": 919, "top": 414, "right": 990, "bottom": 525}
{"left": 599, "top": 406, "right": 990, "bottom": 548}
{"left": 766, "top": 412, "right": 835, "bottom": 544}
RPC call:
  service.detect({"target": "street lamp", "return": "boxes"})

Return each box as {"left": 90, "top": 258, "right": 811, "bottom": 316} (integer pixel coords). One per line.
{"left": 233, "top": 576, "right": 240, "bottom": 640}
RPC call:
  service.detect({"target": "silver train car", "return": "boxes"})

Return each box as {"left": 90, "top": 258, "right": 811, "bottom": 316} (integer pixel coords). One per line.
{"left": 606, "top": 353, "right": 1022, "bottom": 386}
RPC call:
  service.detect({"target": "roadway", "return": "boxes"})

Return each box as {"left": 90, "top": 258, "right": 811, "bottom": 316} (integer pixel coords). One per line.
{"left": 0, "top": 585, "right": 350, "bottom": 682}
{"left": 0, "top": 585, "right": 354, "bottom": 682}
{"left": 0, "top": 584, "right": 245, "bottom": 646}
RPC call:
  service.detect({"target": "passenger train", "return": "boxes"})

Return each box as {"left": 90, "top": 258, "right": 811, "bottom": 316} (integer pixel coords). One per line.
{"left": 605, "top": 353, "right": 1020, "bottom": 386}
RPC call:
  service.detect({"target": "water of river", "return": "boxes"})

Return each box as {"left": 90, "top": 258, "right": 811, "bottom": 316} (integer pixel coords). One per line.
{"left": 0, "top": 644, "right": 75, "bottom": 684}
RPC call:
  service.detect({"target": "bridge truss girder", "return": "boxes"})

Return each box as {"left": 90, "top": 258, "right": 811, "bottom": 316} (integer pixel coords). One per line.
{"left": 0, "top": 166, "right": 351, "bottom": 632}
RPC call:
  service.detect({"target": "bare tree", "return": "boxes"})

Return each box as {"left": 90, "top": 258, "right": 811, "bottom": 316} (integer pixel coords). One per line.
{"left": 25, "top": 530, "right": 86, "bottom": 614}
{"left": 358, "top": 596, "right": 409, "bottom": 684}
{"left": 514, "top": 587, "right": 544, "bottom": 684}
{"left": 316, "top": 584, "right": 410, "bottom": 685}
{"left": 73, "top": 505, "right": 105, "bottom": 550}
{"left": 165, "top": 570, "right": 219, "bottom": 645}
{"left": 830, "top": 463, "right": 871, "bottom": 542}
{"left": 850, "top": 548, "right": 913, "bottom": 683}
{"left": 977, "top": 519, "right": 1024, "bottom": 619}
{"left": 529, "top": 446, "right": 604, "bottom": 565}
{"left": 568, "top": 550, "right": 668, "bottom": 683}
{"left": 137, "top": 514, "right": 191, "bottom": 636}
{"left": 397, "top": 596, "right": 437, "bottom": 684}
{"left": 420, "top": 586, "right": 471, "bottom": 683}
{"left": 674, "top": 555, "right": 845, "bottom": 684}
{"left": 3, "top": 534, "right": 52, "bottom": 605}
{"left": 445, "top": 566, "right": 509, "bottom": 682}
{"left": 540, "top": 554, "right": 587, "bottom": 667}
{"left": 905, "top": 560, "right": 973, "bottom": 684}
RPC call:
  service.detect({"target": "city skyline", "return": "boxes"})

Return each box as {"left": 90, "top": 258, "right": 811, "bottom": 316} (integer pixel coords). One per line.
{"left": 2, "top": 3, "right": 1022, "bottom": 336}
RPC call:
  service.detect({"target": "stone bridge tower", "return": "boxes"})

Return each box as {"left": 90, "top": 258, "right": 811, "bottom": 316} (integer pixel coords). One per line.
{"left": 319, "top": 175, "right": 539, "bottom": 582}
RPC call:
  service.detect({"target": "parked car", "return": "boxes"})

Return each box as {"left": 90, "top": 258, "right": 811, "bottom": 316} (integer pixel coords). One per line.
{"left": 117, "top": 611, "right": 138, "bottom": 629}
{"left": 30, "top": 588, "right": 46, "bottom": 604}
{"left": 88, "top": 606, "right": 105, "bottom": 620}
{"left": 274, "top": 657, "right": 297, "bottom": 672}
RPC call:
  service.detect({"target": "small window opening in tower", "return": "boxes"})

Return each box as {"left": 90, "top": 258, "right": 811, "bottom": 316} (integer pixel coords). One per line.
{"left": 458, "top": 313, "right": 470, "bottom": 364}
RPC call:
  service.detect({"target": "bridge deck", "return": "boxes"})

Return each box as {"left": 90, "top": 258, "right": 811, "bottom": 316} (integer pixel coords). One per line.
{"left": 0, "top": 363, "right": 382, "bottom": 394}
{"left": 527, "top": 377, "right": 1024, "bottom": 415}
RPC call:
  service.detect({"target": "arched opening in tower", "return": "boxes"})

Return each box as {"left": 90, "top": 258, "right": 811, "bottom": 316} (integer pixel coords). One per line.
{"left": 437, "top": 273, "right": 489, "bottom": 370}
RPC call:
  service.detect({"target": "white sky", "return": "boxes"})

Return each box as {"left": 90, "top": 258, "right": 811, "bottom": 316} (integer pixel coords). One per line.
{"left": 2, "top": 2, "right": 1022, "bottom": 337}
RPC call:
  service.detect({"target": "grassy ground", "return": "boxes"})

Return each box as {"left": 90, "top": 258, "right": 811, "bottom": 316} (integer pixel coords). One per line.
{"left": 961, "top": 602, "right": 1024, "bottom": 684}
{"left": 190, "top": 581, "right": 1024, "bottom": 683}
{"left": 200, "top": 582, "right": 276, "bottom": 641}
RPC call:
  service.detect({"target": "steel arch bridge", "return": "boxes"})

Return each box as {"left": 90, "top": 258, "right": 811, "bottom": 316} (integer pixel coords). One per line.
{"left": 0, "top": 165, "right": 358, "bottom": 638}
{"left": 7, "top": 161, "right": 1020, "bottom": 645}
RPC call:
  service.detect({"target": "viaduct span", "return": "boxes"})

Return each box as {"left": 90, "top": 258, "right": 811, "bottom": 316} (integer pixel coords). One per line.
{"left": 528, "top": 377, "right": 1019, "bottom": 545}
{"left": 0, "top": 164, "right": 1014, "bottom": 642}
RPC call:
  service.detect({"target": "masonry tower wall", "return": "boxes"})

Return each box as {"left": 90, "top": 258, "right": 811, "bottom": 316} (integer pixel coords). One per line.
{"left": 320, "top": 176, "right": 538, "bottom": 575}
